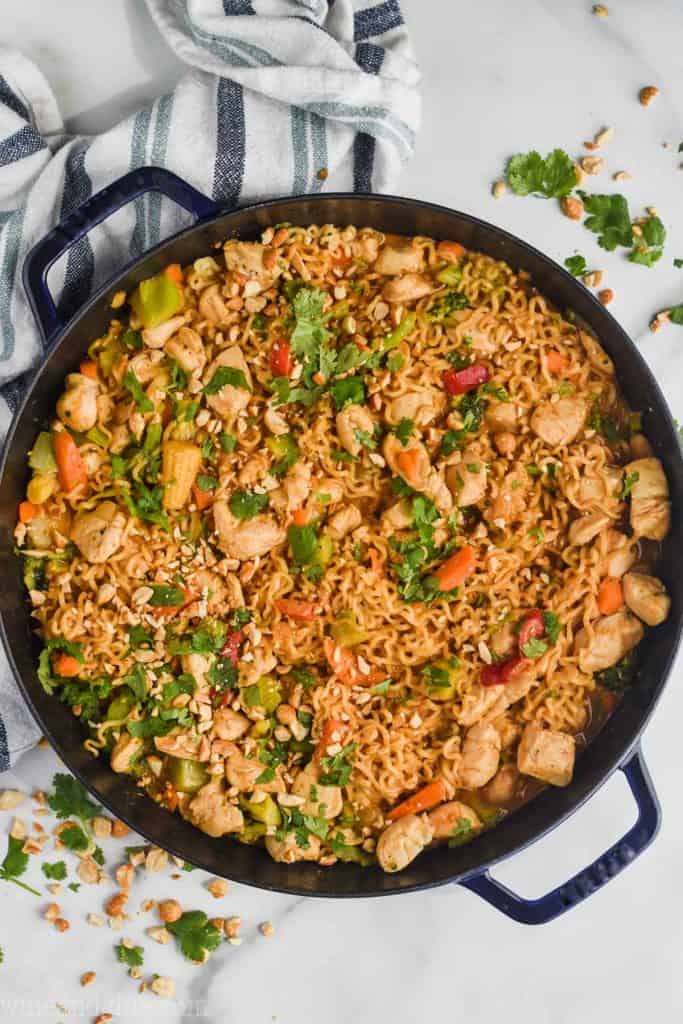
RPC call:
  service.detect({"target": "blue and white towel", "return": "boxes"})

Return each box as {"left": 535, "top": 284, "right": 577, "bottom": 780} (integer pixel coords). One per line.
{"left": 0, "top": 0, "right": 420, "bottom": 769}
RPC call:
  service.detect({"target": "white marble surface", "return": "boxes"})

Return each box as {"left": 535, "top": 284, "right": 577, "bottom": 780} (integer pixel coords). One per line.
{"left": 2, "top": 1, "right": 683, "bottom": 1020}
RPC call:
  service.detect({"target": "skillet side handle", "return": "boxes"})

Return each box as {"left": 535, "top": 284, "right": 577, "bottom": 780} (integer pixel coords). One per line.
{"left": 22, "top": 166, "right": 219, "bottom": 342}
{"left": 460, "top": 747, "right": 660, "bottom": 925}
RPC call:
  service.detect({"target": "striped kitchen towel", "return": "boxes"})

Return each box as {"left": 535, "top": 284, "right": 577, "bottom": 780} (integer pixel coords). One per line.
{"left": 0, "top": 0, "right": 420, "bottom": 768}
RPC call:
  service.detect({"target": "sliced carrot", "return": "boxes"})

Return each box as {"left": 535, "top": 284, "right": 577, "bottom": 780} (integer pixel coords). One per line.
{"left": 546, "top": 350, "right": 569, "bottom": 374}
{"left": 164, "top": 263, "right": 184, "bottom": 284}
{"left": 313, "top": 717, "right": 347, "bottom": 762}
{"left": 53, "top": 431, "right": 87, "bottom": 493}
{"left": 368, "top": 548, "right": 383, "bottom": 573}
{"left": 192, "top": 483, "right": 214, "bottom": 511}
{"left": 275, "top": 598, "right": 318, "bottom": 622}
{"left": 437, "top": 240, "right": 465, "bottom": 262}
{"left": 154, "top": 588, "right": 197, "bottom": 621}
{"left": 396, "top": 448, "right": 424, "bottom": 488}
{"left": 53, "top": 653, "right": 81, "bottom": 678}
{"left": 387, "top": 778, "right": 448, "bottom": 821}
{"left": 323, "top": 637, "right": 384, "bottom": 687}
{"left": 434, "top": 545, "right": 476, "bottom": 592}
{"left": 19, "top": 500, "right": 39, "bottom": 523}
{"left": 292, "top": 508, "right": 308, "bottom": 527}
{"left": 597, "top": 577, "right": 624, "bottom": 616}
{"left": 79, "top": 359, "right": 98, "bottom": 380}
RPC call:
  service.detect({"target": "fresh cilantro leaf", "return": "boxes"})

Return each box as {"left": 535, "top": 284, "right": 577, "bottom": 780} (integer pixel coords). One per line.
{"left": 116, "top": 942, "right": 144, "bottom": 968}
{"left": 59, "top": 823, "right": 90, "bottom": 853}
{"left": 128, "top": 624, "right": 153, "bottom": 650}
{"left": 507, "top": 149, "right": 577, "bottom": 198}
{"left": 354, "top": 428, "right": 377, "bottom": 451}
{"left": 670, "top": 305, "right": 683, "bottom": 325}
{"left": 674, "top": 258, "right": 683, "bottom": 269}
{"left": 68, "top": 882, "right": 81, "bottom": 892}
{"left": 48, "top": 774, "right": 101, "bottom": 822}
{"left": 254, "top": 767, "right": 276, "bottom": 784}
{"left": 195, "top": 474, "right": 218, "bottom": 493}
{"left": 446, "top": 349, "right": 473, "bottom": 369}
{"left": 427, "top": 291, "right": 470, "bottom": 322}
{"left": 387, "top": 352, "right": 405, "bottom": 373}
{"left": 597, "top": 654, "right": 636, "bottom": 694}
{"left": 148, "top": 584, "right": 185, "bottom": 607}
{"left": 372, "top": 679, "right": 391, "bottom": 696}
{"left": 232, "top": 607, "right": 252, "bottom": 630}
{"left": 330, "top": 449, "right": 357, "bottom": 463}
{"left": 448, "top": 817, "right": 474, "bottom": 848}
{"left": 167, "top": 910, "right": 222, "bottom": 962}
{"left": 219, "top": 432, "right": 237, "bottom": 454}
{"left": 229, "top": 489, "right": 269, "bottom": 520}
{"left": 629, "top": 215, "right": 666, "bottom": 266}
{"left": 394, "top": 418, "right": 414, "bottom": 445}
{"left": 542, "top": 611, "right": 562, "bottom": 645}
{"left": 41, "top": 861, "right": 67, "bottom": 881}
{"left": 578, "top": 192, "right": 634, "bottom": 251}
{"left": 37, "top": 637, "right": 85, "bottom": 695}
{"left": 620, "top": 470, "right": 640, "bottom": 498}
{"left": 0, "top": 835, "right": 39, "bottom": 896}
{"left": 122, "top": 370, "right": 153, "bottom": 412}
{"left": 329, "top": 376, "right": 365, "bottom": 410}
{"left": 203, "top": 366, "right": 251, "bottom": 395}
{"left": 564, "top": 254, "right": 588, "bottom": 277}
{"left": 207, "top": 657, "right": 238, "bottom": 691}
{"left": 521, "top": 637, "right": 548, "bottom": 659}
{"left": 123, "top": 664, "right": 148, "bottom": 701}
{"left": 181, "top": 862, "right": 197, "bottom": 872}
{"left": 289, "top": 287, "right": 334, "bottom": 387}
{"left": 320, "top": 742, "right": 358, "bottom": 786}
{"left": 288, "top": 523, "right": 319, "bottom": 566}
{"left": 291, "top": 666, "right": 318, "bottom": 692}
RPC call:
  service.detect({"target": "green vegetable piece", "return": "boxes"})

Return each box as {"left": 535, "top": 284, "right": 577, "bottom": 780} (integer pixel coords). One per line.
{"left": 106, "top": 691, "right": 137, "bottom": 722}
{"left": 0, "top": 835, "right": 40, "bottom": 896}
{"left": 116, "top": 941, "right": 144, "bottom": 968}
{"left": 167, "top": 910, "right": 222, "bottom": 962}
{"left": 578, "top": 191, "right": 634, "bottom": 251}
{"left": 329, "top": 376, "right": 366, "bottom": 410}
{"left": 98, "top": 338, "right": 123, "bottom": 377}
{"left": 252, "top": 675, "right": 282, "bottom": 714}
{"left": 86, "top": 425, "right": 110, "bottom": 448}
{"left": 422, "top": 658, "right": 460, "bottom": 701}
{"left": 506, "top": 149, "right": 577, "bottom": 198}
{"left": 436, "top": 264, "right": 462, "bottom": 286}
{"left": 42, "top": 861, "right": 67, "bottom": 881}
{"left": 564, "top": 254, "right": 587, "bottom": 277}
{"left": 48, "top": 773, "right": 101, "bottom": 823}
{"left": 239, "top": 794, "right": 281, "bottom": 827}
{"left": 265, "top": 433, "right": 300, "bottom": 476}
{"left": 327, "top": 836, "right": 375, "bottom": 865}
{"left": 165, "top": 757, "right": 209, "bottom": 794}
{"left": 130, "top": 272, "right": 183, "bottom": 329}
{"left": 229, "top": 489, "right": 269, "bottom": 520}
{"left": 331, "top": 611, "right": 367, "bottom": 648}
{"left": 239, "top": 822, "right": 267, "bottom": 844}
{"left": 28, "top": 432, "right": 56, "bottom": 474}
{"left": 382, "top": 312, "right": 416, "bottom": 351}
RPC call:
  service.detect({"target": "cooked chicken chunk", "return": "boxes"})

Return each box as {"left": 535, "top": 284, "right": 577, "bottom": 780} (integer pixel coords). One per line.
{"left": 530, "top": 397, "right": 586, "bottom": 447}
{"left": 374, "top": 245, "right": 423, "bottom": 276}
{"left": 486, "top": 464, "right": 528, "bottom": 525}
{"left": 336, "top": 404, "right": 375, "bottom": 457}
{"left": 142, "top": 315, "right": 186, "bottom": 349}
{"left": 266, "top": 832, "right": 321, "bottom": 863}
{"left": 383, "top": 434, "right": 431, "bottom": 490}
{"left": 574, "top": 610, "right": 644, "bottom": 673}
{"left": 624, "top": 458, "right": 671, "bottom": 541}
{"left": 213, "top": 501, "right": 285, "bottom": 561}
{"left": 70, "top": 501, "right": 126, "bottom": 564}
{"left": 213, "top": 708, "right": 250, "bottom": 741}
{"left": 601, "top": 530, "right": 637, "bottom": 578}
{"left": 445, "top": 448, "right": 487, "bottom": 508}
{"left": 427, "top": 800, "right": 481, "bottom": 840}
{"left": 327, "top": 505, "right": 362, "bottom": 540}
{"left": 110, "top": 734, "right": 144, "bottom": 773}
{"left": 383, "top": 273, "right": 433, "bottom": 305}
{"left": 568, "top": 511, "right": 611, "bottom": 546}
{"left": 622, "top": 572, "right": 670, "bottom": 627}
{"left": 376, "top": 814, "right": 434, "bottom": 873}
{"left": 57, "top": 373, "right": 99, "bottom": 432}
{"left": 482, "top": 764, "right": 519, "bottom": 805}
{"left": 204, "top": 346, "right": 252, "bottom": 422}
{"left": 485, "top": 401, "right": 517, "bottom": 433}
{"left": 224, "top": 750, "right": 283, "bottom": 794}
{"left": 185, "top": 782, "right": 244, "bottom": 837}
{"left": 224, "top": 240, "right": 281, "bottom": 289}
{"left": 459, "top": 722, "right": 501, "bottom": 789}
{"left": 198, "top": 283, "right": 229, "bottom": 324}
{"left": 165, "top": 326, "right": 206, "bottom": 376}
{"left": 386, "top": 389, "right": 442, "bottom": 427}
{"left": 517, "top": 723, "right": 575, "bottom": 787}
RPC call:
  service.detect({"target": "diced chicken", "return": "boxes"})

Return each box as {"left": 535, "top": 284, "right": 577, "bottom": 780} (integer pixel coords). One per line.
{"left": 180, "top": 653, "right": 214, "bottom": 689}
{"left": 266, "top": 832, "right": 321, "bottom": 863}
{"left": 264, "top": 406, "right": 289, "bottom": 436}
{"left": 386, "top": 390, "right": 442, "bottom": 427}
{"left": 165, "top": 326, "right": 206, "bottom": 376}
{"left": 486, "top": 464, "right": 528, "bottom": 525}
{"left": 213, "top": 708, "right": 250, "bottom": 741}
{"left": 423, "top": 469, "right": 454, "bottom": 516}
{"left": 225, "top": 750, "right": 284, "bottom": 793}
{"left": 237, "top": 452, "right": 270, "bottom": 489}
{"left": 109, "top": 424, "right": 130, "bottom": 455}
{"left": 185, "top": 783, "right": 244, "bottom": 837}
{"left": 142, "top": 315, "right": 186, "bottom": 349}
{"left": 110, "top": 734, "right": 144, "bottom": 774}
{"left": 204, "top": 346, "right": 253, "bottom": 422}
{"left": 622, "top": 572, "right": 670, "bottom": 627}
{"left": 57, "top": 373, "right": 99, "bottom": 432}
{"left": 482, "top": 764, "right": 519, "bottom": 805}
{"left": 313, "top": 477, "right": 344, "bottom": 506}
{"left": 489, "top": 621, "right": 516, "bottom": 659}
{"left": 530, "top": 397, "right": 586, "bottom": 447}
{"left": 374, "top": 245, "right": 423, "bottom": 276}
{"left": 446, "top": 450, "right": 487, "bottom": 508}
{"left": 336, "top": 403, "right": 375, "bottom": 457}
{"left": 383, "top": 434, "right": 431, "bottom": 490}
{"left": 291, "top": 765, "right": 342, "bottom": 820}
{"left": 459, "top": 722, "right": 501, "bottom": 789}
{"left": 269, "top": 462, "right": 311, "bottom": 514}
{"left": 70, "top": 501, "right": 126, "bottom": 564}
{"left": 602, "top": 530, "right": 637, "bottom": 578}
{"left": 624, "top": 458, "right": 671, "bottom": 541}
{"left": 577, "top": 466, "right": 623, "bottom": 508}
{"left": 198, "top": 283, "right": 230, "bottom": 324}
{"left": 154, "top": 731, "right": 208, "bottom": 761}
{"left": 485, "top": 401, "right": 517, "bottom": 433}
{"left": 352, "top": 233, "right": 380, "bottom": 264}
{"left": 327, "top": 505, "right": 362, "bottom": 540}
{"left": 381, "top": 499, "right": 413, "bottom": 531}
{"left": 213, "top": 501, "right": 285, "bottom": 561}
{"left": 223, "top": 240, "right": 281, "bottom": 289}
{"left": 493, "top": 432, "right": 517, "bottom": 457}
{"left": 457, "top": 683, "right": 506, "bottom": 727}
{"left": 517, "top": 723, "right": 575, "bottom": 787}
{"left": 382, "top": 273, "right": 433, "bottom": 305}
{"left": 574, "top": 610, "right": 644, "bottom": 673}
{"left": 161, "top": 441, "right": 202, "bottom": 510}
{"left": 427, "top": 800, "right": 481, "bottom": 840}
{"left": 376, "top": 814, "right": 434, "bottom": 873}
{"left": 568, "top": 511, "right": 611, "bottom": 546}
{"left": 127, "top": 350, "right": 165, "bottom": 384}
{"left": 579, "top": 330, "right": 614, "bottom": 376}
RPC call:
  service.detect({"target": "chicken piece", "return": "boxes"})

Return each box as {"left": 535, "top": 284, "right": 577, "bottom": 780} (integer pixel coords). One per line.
{"left": 198, "top": 283, "right": 230, "bottom": 324}
{"left": 165, "top": 326, "right": 206, "bottom": 376}
{"left": 224, "top": 750, "right": 284, "bottom": 793}
{"left": 161, "top": 441, "right": 202, "bottom": 510}
{"left": 579, "top": 330, "right": 614, "bottom": 376}
{"left": 336, "top": 404, "right": 375, "bottom": 457}
{"left": 213, "top": 501, "right": 285, "bottom": 561}
{"left": 70, "top": 501, "right": 126, "bottom": 564}
{"left": 482, "top": 764, "right": 519, "bottom": 805}
{"left": 374, "top": 244, "right": 423, "bottom": 276}
{"left": 577, "top": 466, "right": 623, "bottom": 509}
{"left": 423, "top": 469, "right": 454, "bottom": 516}
{"left": 517, "top": 723, "right": 575, "bottom": 787}
{"left": 266, "top": 832, "right": 321, "bottom": 864}
{"left": 189, "top": 569, "right": 227, "bottom": 612}
{"left": 237, "top": 452, "right": 270, "bottom": 490}
{"left": 446, "top": 450, "right": 487, "bottom": 508}
{"left": 56, "top": 373, "right": 99, "bottom": 432}
{"left": 223, "top": 240, "right": 281, "bottom": 289}
{"left": 489, "top": 621, "right": 516, "bottom": 659}
{"left": 327, "top": 504, "right": 362, "bottom": 540}
{"left": 109, "top": 424, "right": 131, "bottom": 455}
{"left": 291, "top": 766, "right": 343, "bottom": 820}
{"left": 154, "top": 731, "right": 208, "bottom": 761}
{"left": 127, "top": 349, "right": 165, "bottom": 384}
{"left": 269, "top": 462, "right": 311, "bottom": 514}
{"left": 386, "top": 390, "right": 442, "bottom": 427}
{"left": 213, "top": 708, "right": 250, "bottom": 741}
{"left": 180, "top": 653, "right": 214, "bottom": 689}
{"left": 457, "top": 683, "right": 506, "bottom": 727}
{"left": 486, "top": 464, "right": 528, "bottom": 525}
{"left": 312, "top": 477, "right": 344, "bottom": 506}
{"left": 459, "top": 722, "right": 501, "bottom": 789}
{"left": 383, "top": 434, "right": 431, "bottom": 490}
{"left": 485, "top": 401, "right": 517, "bottom": 433}
{"left": 381, "top": 500, "right": 413, "bottom": 531}
{"left": 601, "top": 530, "right": 637, "bottom": 578}
{"left": 110, "top": 734, "right": 144, "bottom": 774}
{"left": 376, "top": 814, "right": 434, "bottom": 873}
{"left": 382, "top": 273, "right": 433, "bottom": 305}
{"left": 624, "top": 458, "right": 670, "bottom": 541}
{"left": 622, "top": 572, "right": 670, "bottom": 627}
{"left": 204, "top": 346, "right": 253, "bottom": 422}
{"left": 530, "top": 397, "right": 586, "bottom": 447}
{"left": 574, "top": 610, "right": 644, "bottom": 673}
{"left": 427, "top": 800, "right": 481, "bottom": 841}
{"left": 142, "top": 315, "right": 186, "bottom": 349}
{"left": 185, "top": 783, "right": 244, "bottom": 837}
{"left": 568, "top": 511, "right": 611, "bottom": 546}
{"left": 264, "top": 406, "right": 289, "bottom": 436}
{"left": 493, "top": 432, "right": 516, "bottom": 457}
{"left": 352, "top": 233, "right": 380, "bottom": 264}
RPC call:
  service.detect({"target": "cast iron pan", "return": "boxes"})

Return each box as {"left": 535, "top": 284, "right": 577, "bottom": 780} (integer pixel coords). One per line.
{"left": 0, "top": 168, "right": 680, "bottom": 922}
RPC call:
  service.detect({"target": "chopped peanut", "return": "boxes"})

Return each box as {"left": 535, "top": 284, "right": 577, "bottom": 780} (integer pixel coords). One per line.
{"left": 639, "top": 85, "right": 659, "bottom": 106}
{"left": 81, "top": 971, "right": 97, "bottom": 988}
{"left": 147, "top": 926, "right": 171, "bottom": 945}
{"left": 598, "top": 288, "right": 614, "bottom": 305}
{"left": 105, "top": 892, "right": 128, "bottom": 918}
{"left": 111, "top": 819, "right": 130, "bottom": 838}
{"left": 158, "top": 898, "right": 182, "bottom": 924}
{"left": 151, "top": 976, "right": 176, "bottom": 999}
{"left": 44, "top": 902, "right": 60, "bottom": 922}
{"left": 91, "top": 816, "right": 113, "bottom": 839}
{"left": 583, "top": 270, "right": 604, "bottom": 287}
{"left": 561, "top": 196, "right": 584, "bottom": 220}
{"left": 0, "top": 789, "right": 25, "bottom": 811}
{"left": 55, "top": 918, "right": 70, "bottom": 933}
{"left": 491, "top": 180, "right": 506, "bottom": 199}
{"left": 115, "top": 864, "right": 135, "bottom": 890}
{"left": 580, "top": 155, "right": 604, "bottom": 175}
{"left": 207, "top": 878, "right": 229, "bottom": 899}
{"left": 259, "top": 920, "right": 276, "bottom": 938}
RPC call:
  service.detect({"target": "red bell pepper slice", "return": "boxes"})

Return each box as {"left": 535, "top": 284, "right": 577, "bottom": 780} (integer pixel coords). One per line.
{"left": 442, "top": 363, "right": 490, "bottom": 396}
{"left": 270, "top": 339, "right": 294, "bottom": 377}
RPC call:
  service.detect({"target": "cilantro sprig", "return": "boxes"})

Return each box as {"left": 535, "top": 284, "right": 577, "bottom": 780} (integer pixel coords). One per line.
{"left": 167, "top": 911, "right": 222, "bottom": 962}
{"left": 0, "top": 836, "right": 40, "bottom": 896}
{"left": 506, "top": 149, "right": 577, "bottom": 198}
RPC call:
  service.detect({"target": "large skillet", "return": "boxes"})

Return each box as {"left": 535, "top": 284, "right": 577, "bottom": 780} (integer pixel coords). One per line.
{"left": 1, "top": 168, "right": 681, "bottom": 923}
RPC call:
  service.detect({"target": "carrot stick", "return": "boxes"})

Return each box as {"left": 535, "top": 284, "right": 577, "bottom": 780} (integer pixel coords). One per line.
{"left": 598, "top": 577, "right": 624, "bottom": 615}
{"left": 437, "top": 241, "right": 465, "bottom": 262}
{"left": 313, "top": 717, "right": 347, "bottom": 762}
{"left": 396, "top": 448, "right": 423, "bottom": 487}
{"left": 164, "top": 263, "right": 184, "bottom": 284}
{"left": 434, "top": 545, "right": 476, "bottom": 592}
{"left": 192, "top": 484, "right": 213, "bottom": 511}
{"left": 546, "top": 350, "right": 569, "bottom": 374}
{"left": 292, "top": 508, "right": 308, "bottom": 526}
{"left": 275, "top": 598, "right": 317, "bottom": 622}
{"left": 387, "top": 778, "right": 448, "bottom": 821}
{"left": 53, "top": 654, "right": 81, "bottom": 678}
{"left": 79, "top": 360, "right": 98, "bottom": 379}
{"left": 19, "top": 501, "right": 39, "bottom": 523}
{"left": 53, "top": 431, "right": 87, "bottom": 492}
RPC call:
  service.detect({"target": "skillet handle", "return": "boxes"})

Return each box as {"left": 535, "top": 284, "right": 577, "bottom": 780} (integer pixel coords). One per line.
{"left": 23, "top": 166, "right": 219, "bottom": 341}
{"left": 460, "top": 747, "right": 660, "bottom": 925}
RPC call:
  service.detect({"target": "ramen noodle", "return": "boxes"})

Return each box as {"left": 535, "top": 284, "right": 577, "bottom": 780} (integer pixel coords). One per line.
{"left": 15, "top": 224, "right": 672, "bottom": 872}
